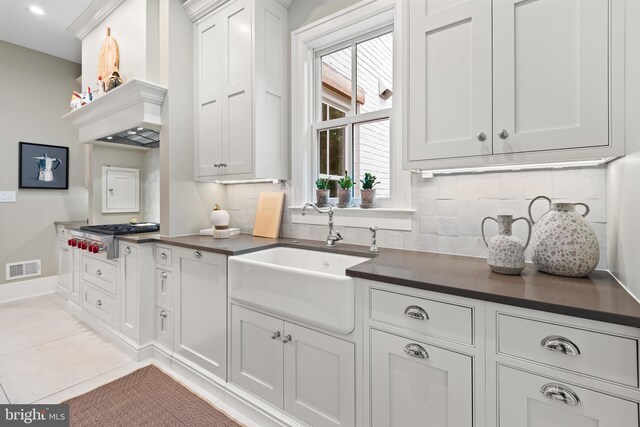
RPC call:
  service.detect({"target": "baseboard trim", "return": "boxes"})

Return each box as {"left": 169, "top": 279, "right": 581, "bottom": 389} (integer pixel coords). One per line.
{"left": 0, "top": 275, "right": 57, "bottom": 304}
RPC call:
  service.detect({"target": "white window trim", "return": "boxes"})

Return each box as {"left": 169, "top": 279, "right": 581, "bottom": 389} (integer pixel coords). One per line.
{"left": 290, "top": 0, "right": 413, "bottom": 230}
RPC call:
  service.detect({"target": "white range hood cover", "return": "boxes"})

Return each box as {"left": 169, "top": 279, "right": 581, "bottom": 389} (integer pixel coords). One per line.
{"left": 63, "top": 79, "right": 167, "bottom": 144}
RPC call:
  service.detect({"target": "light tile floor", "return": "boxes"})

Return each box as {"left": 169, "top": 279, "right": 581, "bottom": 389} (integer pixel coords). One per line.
{"left": 0, "top": 294, "right": 259, "bottom": 427}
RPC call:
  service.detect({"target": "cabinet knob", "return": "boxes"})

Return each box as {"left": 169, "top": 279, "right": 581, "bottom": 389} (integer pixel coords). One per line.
{"left": 282, "top": 334, "right": 292, "bottom": 344}
{"left": 125, "top": 247, "right": 132, "bottom": 255}
{"left": 160, "top": 311, "right": 168, "bottom": 319}
{"left": 498, "top": 129, "right": 509, "bottom": 139}
{"left": 109, "top": 188, "right": 114, "bottom": 192}
{"left": 220, "top": 162, "right": 227, "bottom": 167}
{"left": 214, "top": 163, "right": 221, "bottom": 167}
{"left": 541, "top": 335, "right": 581, "bottom": 356}
{"left": 160, "top": 252, "right": 167, "bottom": 260}
{"left": 476, "top": 132, "right": 487, "bottom": 142}
{"left": 96, "top": 269, "right": 102, "bottom": 276}
{"left": 404, "top": 343, "right": 429, "bottom": 359}
{"left": 96, "top": 299, "right": 102, "bottom": 307}
{"left": 161, "top": 272, "right": 168, "bottom": 279}
{"left": 540, "top": 383, "right": 580, "bottom": 406}
{"left": 194, "top": 251, "right": 203, "bottom": 259}
{"left": 271, "top": 331, "right": 281, "bottom": 340}
{"left": 404, "top": 305, "right": 429, "bottom": 321}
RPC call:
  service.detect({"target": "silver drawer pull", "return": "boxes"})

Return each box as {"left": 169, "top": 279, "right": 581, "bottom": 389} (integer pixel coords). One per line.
{"left": 404, "top": 343, "right": 429, "bottom": 359}
{"left": 540, "top": 383, "right": 580, "bottom": 406}
{"left": 96, "top": 269, "right": 102, "bottom": 276}
{"left": 271, "top": 331, "right": 281, "bottom": 340}
{"left": 194, "top": 251, "right": 203, "bottom": 259}
{"left": 96, "top": 299, "right": 102, "bottom": 307}
{"left": 404, "top": 305, "right": 429, "bottom": 321}
{"left": 160, "top": 311, "right": 168, "bottom": 319}
{"left": 161, "top": 272, "right": 168, "bottom": 279}
{"left": 160, "top": 252, "right": 167, "bottom": 260}
{"left": 541, "top": 336, "right": 581, "bottom": 356}
{"left": 282, "top": 334, "right": 292, "bottom": 344}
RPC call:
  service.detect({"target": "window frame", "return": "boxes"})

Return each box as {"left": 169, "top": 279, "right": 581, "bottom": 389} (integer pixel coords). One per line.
{"left": 290, "top": 0, "right": 413, "bottom": 230}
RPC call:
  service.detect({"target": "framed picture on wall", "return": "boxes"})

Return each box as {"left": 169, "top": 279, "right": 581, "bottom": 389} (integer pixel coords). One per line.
{"left": 19, "top": 142, "right": 69, "bottom": 190}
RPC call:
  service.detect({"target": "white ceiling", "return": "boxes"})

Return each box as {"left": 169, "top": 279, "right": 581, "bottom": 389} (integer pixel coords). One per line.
{"left": 0, "top": 0, "right": 92, "bottom": 63}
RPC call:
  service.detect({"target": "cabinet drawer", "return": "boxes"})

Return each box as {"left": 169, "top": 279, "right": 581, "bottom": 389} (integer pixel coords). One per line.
{"left": 82, "top": 284, "right": 118, "bottom": 328}
{"left": 370, "top": 289, "right": 474, "bottom": 345}
{"left": 498, "top": 314, "right": 639, "bottom": 388}
{"left": 499, "top": 365, "right": 638, "bottom": 427}
{"left": 155, "top": 306, "right": 173, "bottom": 350}
{"left": 81, "top": 256, "right": 117, "bottom": 295}
{"left": 156, "top": 246, "right": 172, "bottom": 267}
{"left": 155, "top": 268, "right": 173, "bottom": 308}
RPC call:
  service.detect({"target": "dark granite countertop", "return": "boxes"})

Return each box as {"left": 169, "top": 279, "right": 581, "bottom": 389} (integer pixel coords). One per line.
{"left": 116, "top": 233, "right": 640, "bottom": 328}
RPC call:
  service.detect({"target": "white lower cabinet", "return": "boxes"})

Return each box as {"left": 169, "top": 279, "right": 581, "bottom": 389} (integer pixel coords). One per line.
{"left": 370, "top": 329, "right": 473, "bottom": 427}
{"left": 498, "top": 365, "right": 639, "bottom": 427}
{"left": 57, "top": 239, "right": 72, "bottom": 295}
{"left": 231, "top": 305, "right": 356, "bottom": 427}
{"left": 175, "top": 249, "right": 227, "bottom": 380}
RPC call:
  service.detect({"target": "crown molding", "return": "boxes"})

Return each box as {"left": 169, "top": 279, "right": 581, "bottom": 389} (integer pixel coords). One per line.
{"left": 68, "top": 0, "right": 127, "bottom": 39}
{"left": 182, "top": 0, "right": 291, "bottom": 23}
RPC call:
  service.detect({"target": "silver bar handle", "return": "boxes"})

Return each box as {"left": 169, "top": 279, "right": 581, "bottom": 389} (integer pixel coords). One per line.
{"left": 541, "top": 336, "right": 581, "bottom": 356}
{"left": 540, "top": 383, "right": 580, "bottom": 406}
{"left": 404, "top": 305, "right": 429, "bottom": 321}
{"left": 404, "top": 343, "right": 429, "bottom": 359}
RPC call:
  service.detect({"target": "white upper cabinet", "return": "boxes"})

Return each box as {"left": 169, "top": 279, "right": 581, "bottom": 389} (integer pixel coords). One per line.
{"left": 192, "top": 0, "right": 290, "bottom": 182}
{"left": 404, "top": 0, "right": 625, "bottom": 170}
{"left": 407, "top": 0, "right": 492, "bottom": 161}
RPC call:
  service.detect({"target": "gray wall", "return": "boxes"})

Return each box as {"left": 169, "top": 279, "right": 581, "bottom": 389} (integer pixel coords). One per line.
{"left": 289, "top": 0, "right": 362, "bottom": 31}
{"left": 607, "top": 0, "right": 640, "bottom": 299}
{"left": 0, "top": 41, "right": 86, "bottom": 286}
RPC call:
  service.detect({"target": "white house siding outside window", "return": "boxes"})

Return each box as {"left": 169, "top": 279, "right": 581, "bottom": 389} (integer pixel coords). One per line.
{"left": 315, "top": 29, "right": 394, "bottom": 200}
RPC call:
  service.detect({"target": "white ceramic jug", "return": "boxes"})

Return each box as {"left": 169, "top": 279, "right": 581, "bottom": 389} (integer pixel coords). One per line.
{"left": 528, "top": 195, "right": 600, "bottom": 277}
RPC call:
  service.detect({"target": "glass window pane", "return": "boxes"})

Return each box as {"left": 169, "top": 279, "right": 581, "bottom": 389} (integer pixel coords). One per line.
{"left": 321, "top": 47, "right": 353, "bottom": 118}
{"left": 328, "top": 105, "right": 346, "bottom": 120}
{"left": 356, "top": 32, "right": 394, "bottom": 114}
{"left": 354, "top": 119, "right": 390, "bottom": 198}
{"left": 319, "top": 131, "right": 328, "bottom": 174}
{"left": 328, "top": 127, "right": 346, "bottom": 176}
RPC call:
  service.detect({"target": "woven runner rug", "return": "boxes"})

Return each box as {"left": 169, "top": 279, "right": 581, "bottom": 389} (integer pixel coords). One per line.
{"left": 64, "top": 365, "right": 242, "bottom": 427}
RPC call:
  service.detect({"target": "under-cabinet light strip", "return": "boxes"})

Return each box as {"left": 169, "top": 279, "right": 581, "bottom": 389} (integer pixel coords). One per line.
{"left": 214, "top": 179, "right": 281, "bottom": 185}
{"left": 419, "top": 158, "right": 612, "bottom": 178}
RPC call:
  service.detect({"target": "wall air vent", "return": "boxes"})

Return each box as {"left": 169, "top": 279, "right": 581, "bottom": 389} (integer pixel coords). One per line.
{"left": 6, "top": 259, "right": 41, "bottom": 281}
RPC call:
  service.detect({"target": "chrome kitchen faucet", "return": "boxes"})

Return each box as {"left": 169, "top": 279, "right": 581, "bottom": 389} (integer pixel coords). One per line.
{"left": 302, "top": 203, "right": 343, "bottom": 247}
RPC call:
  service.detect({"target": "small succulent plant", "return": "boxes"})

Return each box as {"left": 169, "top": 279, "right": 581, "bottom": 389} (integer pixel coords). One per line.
{"left": 338, "top": 171, "right": 354, "bottom": 189}
{"left": 315, "top": 178, "right": 330, "bottom": 190}
{"left": 360, "top": 172, "right": 380, "bottom": 190}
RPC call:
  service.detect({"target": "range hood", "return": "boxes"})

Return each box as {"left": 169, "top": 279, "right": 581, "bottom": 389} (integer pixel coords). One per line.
{"left": 63, "top": 79, "right": 167, "bottom": 147}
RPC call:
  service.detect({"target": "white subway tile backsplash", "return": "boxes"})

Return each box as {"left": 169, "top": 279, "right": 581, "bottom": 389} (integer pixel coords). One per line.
{"left": 226, "top": 167, "right": 608, "bottom": 270}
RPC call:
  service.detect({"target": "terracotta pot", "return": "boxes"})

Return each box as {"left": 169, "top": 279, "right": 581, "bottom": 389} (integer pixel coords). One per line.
{"left": 528, "top": 195, "right": 600, "bottom": 277}
{"left": 316, "top": 189, "right": 330, "bottom": 207}
{"left": 482, "top": 215, "right": 531, "bottom": 275}
{"left": 360, "top": 188, "right": 376, "bottom": 208}
{"left": 337, "top": 189, "right": 353, "bottom": 208}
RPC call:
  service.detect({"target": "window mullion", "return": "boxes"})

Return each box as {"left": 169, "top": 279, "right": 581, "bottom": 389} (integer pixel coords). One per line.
{"left": 351, "top": 42, "right": 358, "bottom": 116}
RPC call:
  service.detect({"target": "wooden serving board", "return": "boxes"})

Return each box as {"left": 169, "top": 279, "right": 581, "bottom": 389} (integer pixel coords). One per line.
{"left": 253, "top": 192, "right": 285, "bottom": 239}
{"left": 98, "top": 27, "right": 120, "bottom": 81}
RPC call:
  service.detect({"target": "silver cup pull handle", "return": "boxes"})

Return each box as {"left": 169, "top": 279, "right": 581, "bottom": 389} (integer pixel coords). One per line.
{"left": 540, "top": 383, "right": 580, "bottom": 406}
{"left": 404, "top": 305, "right": 429, "bottom": 321}
{"left": 541, "top": 336, "right": 581, "bottom": 356}
{"left": 404, "top": 343, "right": 429, "bottom": 359}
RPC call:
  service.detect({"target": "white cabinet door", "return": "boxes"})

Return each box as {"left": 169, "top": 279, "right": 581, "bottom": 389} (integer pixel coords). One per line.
{"left": 196, "top": 13, "right": 224, "bottom": 178}
{"left": 57, "top": 240, "right": 72, "bottom": 295}
{"left": 175, "top": 250, "right": 227, "bottom": 380}
{"left": 119, "top": 244, "right": 139, "bottom": 341}
{"left": 231, "top": 305, "right": 284, "bottom": 407}
{"left": 493, "top": 0, "right": 609, "bottom": 154}
{"left": 498, "top": 365, "right": 638, "bottom": 427}
{"left": 70, "top": 248, "right": 81, "bottom": 305}
{"left": 370, "top": 329, "right": 473, "bottom": 427}
{"left": 221, "top": 0, "right": 253, "bottom": 176}
{"left": 407, "top": 0, "right": 492, "bottom": 161}
{"left": 283, "top": 323, "right": 355, "bottom": 427}
{"left": 102, "top": 167, "right": 139, "bottom": 213}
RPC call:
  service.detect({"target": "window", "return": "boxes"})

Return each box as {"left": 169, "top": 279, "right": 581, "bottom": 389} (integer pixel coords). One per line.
{"left": 314, "top": 30, "right": 394, "bottom": 200}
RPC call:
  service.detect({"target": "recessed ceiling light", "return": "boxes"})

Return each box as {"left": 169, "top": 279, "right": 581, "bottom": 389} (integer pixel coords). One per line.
{"left": 28, "top": 5, "right": 45, "bottom": 15}
{"left": 128, "top": 130, "right": 137, "bottom": 135}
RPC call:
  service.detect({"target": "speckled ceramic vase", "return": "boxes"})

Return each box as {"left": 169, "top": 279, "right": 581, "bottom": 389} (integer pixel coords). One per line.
{"left": 528, "top": 196, "right": 600, "bottom": 278}
{"left": 482, "top": 215, "right": 532, "bottom": 275}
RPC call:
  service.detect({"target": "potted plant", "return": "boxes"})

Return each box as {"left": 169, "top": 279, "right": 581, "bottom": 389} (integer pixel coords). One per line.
{"left": 359, "top": 172, "right": 380, "bottom": 208}
{"left": 337, "top": 171, "right": 354, "bottom": 208}
{"left": 315, "top": 178, "right": 331, "bottom": 207}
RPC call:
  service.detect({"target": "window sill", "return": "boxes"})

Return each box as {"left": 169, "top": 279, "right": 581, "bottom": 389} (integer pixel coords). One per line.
{"left": 289, "top": 206, "right": 415, "bottom": 231}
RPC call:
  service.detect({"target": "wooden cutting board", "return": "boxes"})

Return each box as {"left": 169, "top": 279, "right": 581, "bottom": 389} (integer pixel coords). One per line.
{"left": 253, "top": 192, "right": 285, "bottom": 239}
{"left": 98, "top": 27, "right": 120, "bottom": 81}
